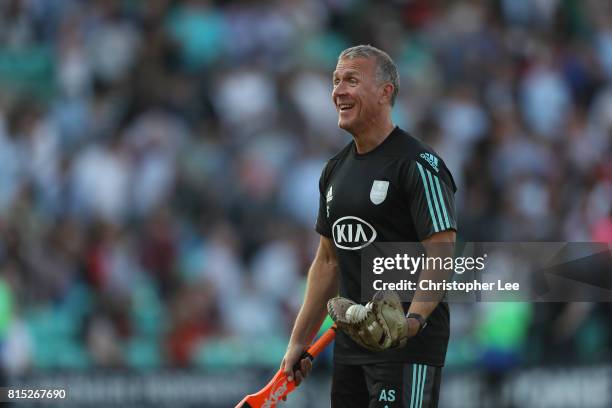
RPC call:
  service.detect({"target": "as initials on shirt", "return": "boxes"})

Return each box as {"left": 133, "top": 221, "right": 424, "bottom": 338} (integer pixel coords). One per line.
{"left": 379, "top": 388, "right": 396, "bottom": 402}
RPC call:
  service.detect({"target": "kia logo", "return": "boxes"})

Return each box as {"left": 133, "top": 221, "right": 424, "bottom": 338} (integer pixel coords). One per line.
{"left": 332, "top": 216, "right": 377, "bottom": 250}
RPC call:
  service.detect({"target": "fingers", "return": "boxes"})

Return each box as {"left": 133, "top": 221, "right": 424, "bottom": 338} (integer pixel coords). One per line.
{"left": 282, "top": 358, "right": 294, "bottom": 382}
{"left": 294, "top": 369, "right": 303, "bottom": 386}
{"left": 293, "top": 357, "right": 312, "bottom": 387}
{"left": 300, "top": 358, "right": 312, "bottom": 378}
{"left": 282, "top": 349, "right": 312, "bottom": 386}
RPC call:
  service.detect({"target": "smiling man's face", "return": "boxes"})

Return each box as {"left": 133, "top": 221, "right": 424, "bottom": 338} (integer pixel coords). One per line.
{"left": 332, "top": 56, "right": 385, "bottom": 134}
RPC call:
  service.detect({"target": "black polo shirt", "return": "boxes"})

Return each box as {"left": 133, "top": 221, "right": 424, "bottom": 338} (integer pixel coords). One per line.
{"left": 316, "top": 126, "right": 457, "bottom": 366}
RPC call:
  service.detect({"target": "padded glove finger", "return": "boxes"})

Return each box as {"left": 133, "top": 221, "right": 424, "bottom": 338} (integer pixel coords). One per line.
{"left": 328, "top": 296, "right": 389, "bottom": 352}
{"left": 369, "top": 290, "right": 408, "bottom": 349}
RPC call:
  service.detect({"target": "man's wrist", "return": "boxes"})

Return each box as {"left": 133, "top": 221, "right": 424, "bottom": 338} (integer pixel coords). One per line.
{"left": 404, "top": 317, "right": 421, "bottom": 338}
{"left": 405, "top": 313, "right": 427, "bottom": 336}
{"left": 288, "top": 339, "right": 308, "bottom": 350}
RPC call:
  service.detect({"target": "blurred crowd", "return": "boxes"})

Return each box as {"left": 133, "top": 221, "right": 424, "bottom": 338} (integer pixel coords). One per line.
{"left": 0, "top": 0, "right": 610, "bottom": 379}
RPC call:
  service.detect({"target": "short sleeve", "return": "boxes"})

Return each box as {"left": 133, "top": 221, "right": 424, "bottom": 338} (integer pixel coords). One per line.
{"left": 403, "top": 157, "right": 457, "bottom": 241}
{"left": 315, "top": 161, "right": 333, "bottom": 237}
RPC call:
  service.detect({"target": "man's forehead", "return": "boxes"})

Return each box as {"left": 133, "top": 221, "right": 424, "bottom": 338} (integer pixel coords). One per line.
{"left": 333, "top": 57, "right": 375, "bottom": 76}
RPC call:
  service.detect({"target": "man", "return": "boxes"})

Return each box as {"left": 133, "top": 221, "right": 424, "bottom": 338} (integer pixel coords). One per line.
{"left": 281, "top": 45, "right": 457, "bottom": 407}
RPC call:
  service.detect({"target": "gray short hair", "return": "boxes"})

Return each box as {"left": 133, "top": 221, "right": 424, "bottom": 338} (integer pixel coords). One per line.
{"left": 339, "top": 45, "right": 400, "bottom": 106}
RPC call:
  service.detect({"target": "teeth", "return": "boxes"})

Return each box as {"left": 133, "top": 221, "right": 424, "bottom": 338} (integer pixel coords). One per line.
{"left": 339, "top": 104, "right": 353, "bottom": 110}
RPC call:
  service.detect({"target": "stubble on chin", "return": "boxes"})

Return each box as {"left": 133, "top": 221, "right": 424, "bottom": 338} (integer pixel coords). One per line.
{"left": 338, "top": 115, "right": 361, "bottom": 134}
{"left": 338, "top": 118, "right": 352, "bottom": 132}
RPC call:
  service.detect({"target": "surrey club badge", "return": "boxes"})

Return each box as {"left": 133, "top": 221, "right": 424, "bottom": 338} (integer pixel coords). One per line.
{"left": 370, "top": 180, "right": 389, "bottom": 205}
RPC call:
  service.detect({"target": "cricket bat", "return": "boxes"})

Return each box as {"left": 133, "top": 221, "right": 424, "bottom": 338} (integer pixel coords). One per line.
{"left": 235, "top": 325, "right": 336, "bottom": 408}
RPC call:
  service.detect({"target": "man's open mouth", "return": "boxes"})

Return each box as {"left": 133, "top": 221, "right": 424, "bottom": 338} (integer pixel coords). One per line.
{"left": 339, "top": 103, "right": 354, "bottom": 112}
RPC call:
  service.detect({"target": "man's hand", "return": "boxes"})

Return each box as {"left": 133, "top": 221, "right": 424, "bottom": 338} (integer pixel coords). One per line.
{"left": 281, "top": 344, "right": 312, "bottom": 387}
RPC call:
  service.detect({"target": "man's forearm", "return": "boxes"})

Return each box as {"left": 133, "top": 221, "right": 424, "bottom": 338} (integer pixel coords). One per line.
{"left": 407, "top": 268, "right": 446, "bottom": 319}
{"left": 406, "top": 251, "right": 452, "bottom": 336}
{"left": 408, "top": 231, "right": 456, "bottom": 319}
{"left": 288, "top": 258, "right": 339, "bottom": 348}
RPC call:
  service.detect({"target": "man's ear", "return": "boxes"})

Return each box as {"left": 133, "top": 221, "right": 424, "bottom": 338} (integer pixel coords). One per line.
{"left": 380, "top": 83, "right": 394, "bottom": 105}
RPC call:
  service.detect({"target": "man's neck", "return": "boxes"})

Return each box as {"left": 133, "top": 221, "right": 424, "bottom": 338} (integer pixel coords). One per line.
{"left": 352, "top": 118, "right": 395, "bottom": 154}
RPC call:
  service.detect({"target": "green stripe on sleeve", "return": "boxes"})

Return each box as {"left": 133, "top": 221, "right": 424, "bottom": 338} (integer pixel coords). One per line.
{"left": 433, "top": 174, "right": 451, "bottom": 229}
{"left": 416, "top": 163, "right": 439, "bottom": 233}
{"left": 426, "top": 169, "right": 445, "bottom": 231}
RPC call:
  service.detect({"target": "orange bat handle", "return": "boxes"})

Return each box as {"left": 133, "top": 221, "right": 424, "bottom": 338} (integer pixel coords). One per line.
{"left": 235, "top": 325, "right": 337, "bottom": 408}
{"left": 304, "top": 325, "right": 337, "bottom": 358}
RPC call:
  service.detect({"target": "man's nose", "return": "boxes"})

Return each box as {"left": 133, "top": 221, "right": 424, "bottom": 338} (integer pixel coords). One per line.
{"left": 332, "top": 83, "right": 346, "bottom": 99}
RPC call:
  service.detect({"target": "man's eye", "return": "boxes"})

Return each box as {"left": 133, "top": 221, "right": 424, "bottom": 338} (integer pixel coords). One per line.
{"left": 333, "top": 79, "right": 340, "bottom": 85}
{"left": 349, "top": 78, "right": 358, "bottom": 85}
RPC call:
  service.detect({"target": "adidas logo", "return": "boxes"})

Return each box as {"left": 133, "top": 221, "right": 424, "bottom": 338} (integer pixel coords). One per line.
{"left": 420, "top": 153, "right": 439, "bottom": 172}
{"left": 327, "top": 186, "right": 334, "bottom": 202}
